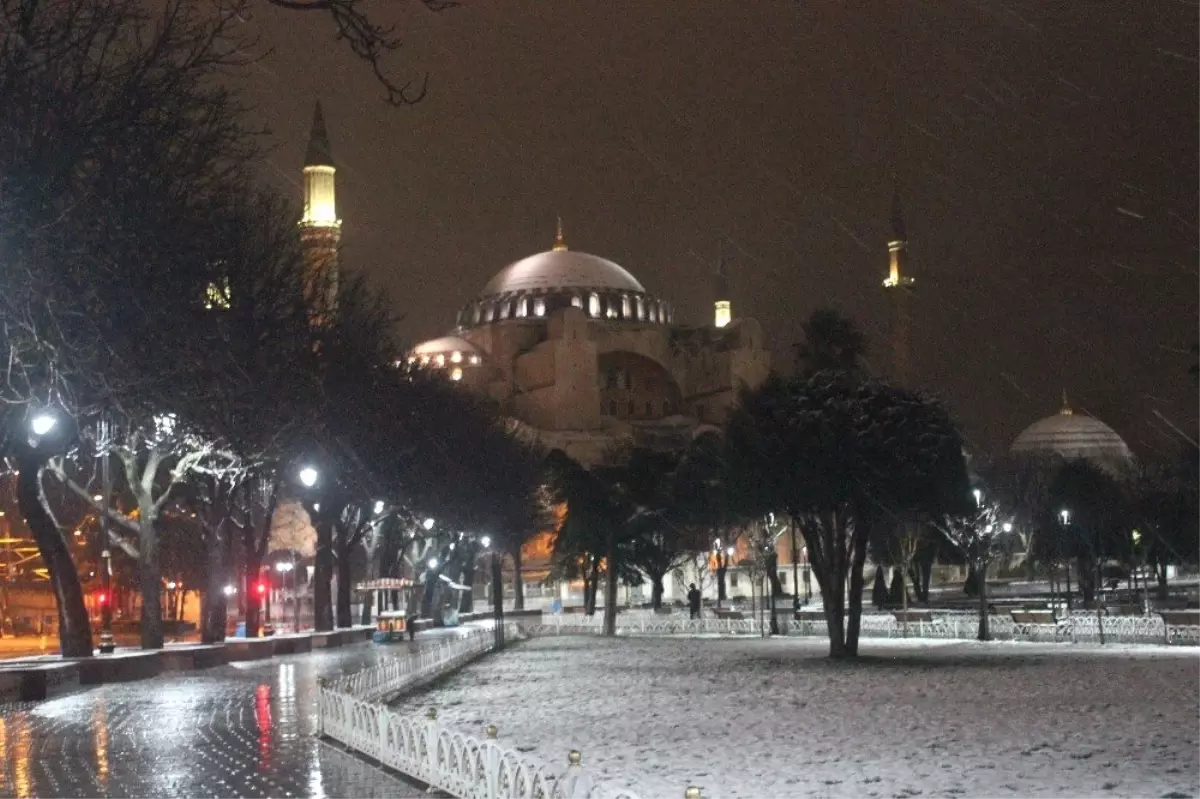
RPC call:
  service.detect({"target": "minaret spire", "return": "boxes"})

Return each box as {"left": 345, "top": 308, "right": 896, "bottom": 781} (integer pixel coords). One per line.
{"left": 1060, "top": 389, "right": 1073, "bottom": 416}
{"left": 883, "top": 176, "right": 915, "bottom": 386}
{"left": 300, "top": 100, "right": 341, "bottom": 320}
{"left": 553, "top": 215, "right": 568, "bottom": 251}
{"left": 713, "top": 247, "right": 731, "bottom": 328}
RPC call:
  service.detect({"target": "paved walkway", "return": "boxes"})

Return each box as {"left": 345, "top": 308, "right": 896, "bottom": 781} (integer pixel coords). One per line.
{"left": 0, "top": 639, "right": 435, "bottom": 798}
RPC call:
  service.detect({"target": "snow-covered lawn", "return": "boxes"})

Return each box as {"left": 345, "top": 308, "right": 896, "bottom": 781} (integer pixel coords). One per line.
{"left": 403, "top": 635, "right": 1199, "bottom": 799}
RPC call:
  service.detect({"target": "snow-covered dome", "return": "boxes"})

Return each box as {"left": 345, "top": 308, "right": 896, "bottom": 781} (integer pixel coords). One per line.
{"left": 411, "top": 335, "right": 479, "bottom": 357}
{"left": 1010, "top": 393, "right": 1133, "bottom": 473}
{"left": 454, "top": 223, "right": 674, "bottom": 330}
{"left": 480, "top": 250, "right": 645, "bottom": 298}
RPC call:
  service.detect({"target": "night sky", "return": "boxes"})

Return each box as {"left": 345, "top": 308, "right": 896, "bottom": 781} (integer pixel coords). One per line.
{"left": 240, "top": 1, "right": 1198, "bottom": 459}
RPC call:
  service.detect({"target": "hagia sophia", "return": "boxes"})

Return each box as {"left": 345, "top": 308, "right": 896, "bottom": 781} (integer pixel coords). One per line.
{"left": 293, "top": 105, "right": 1136, "bottom": 604}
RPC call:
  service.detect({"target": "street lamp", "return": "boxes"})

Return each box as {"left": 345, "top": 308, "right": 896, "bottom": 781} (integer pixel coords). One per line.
{"left": 29, "top": 412, "right": 57, "bottom": 437}
{"left": 427, "top": 558, "right": 438, "bottom": 570}
{"left": 480, "top": 536, "right": 491, "bottom": 549}
{"left": 423, "top": 518, "right": 435, "bottom": 531}
{"left": 1002, "top": 522, "right": 1013, "bottom": 533}
{"left": 973, "top": 488, "right": 983, "bottom": 507}
{"left": 298, "top": 466, "right": 319, "bottom": 488}
{"left": 373, "top": 500, "right": 385, "bottom": 515}
{"left": 1059, "top": 508, "right": 1071, "bottom": 526}
{"left": 223, "top": 584, "right": 236, "bottom": 597}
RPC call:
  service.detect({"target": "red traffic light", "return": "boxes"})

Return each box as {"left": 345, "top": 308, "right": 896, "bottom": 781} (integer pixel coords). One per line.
{"left": 254, "top": 581, "right": 267, "bottom": 596}
{"left": 97, "top": 591, "right": 108, "bottom": 606}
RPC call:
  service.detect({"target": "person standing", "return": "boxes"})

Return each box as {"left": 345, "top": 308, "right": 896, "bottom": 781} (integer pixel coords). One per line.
{"left": 687, "top": 583, "right": 701, "bottom": 619}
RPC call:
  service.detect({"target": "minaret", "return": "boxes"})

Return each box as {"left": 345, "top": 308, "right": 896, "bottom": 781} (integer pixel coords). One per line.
{"left": 713, "top": 252, "right": 732, "bottom": 329}
{"left": 882, "top": 181, "right": 915, "bottom": 384}
{"left": 300, "top": 101, "right": 341, "bottom": 317}
{"left": 553, "top": 215, "right": 568, "bottom": 251}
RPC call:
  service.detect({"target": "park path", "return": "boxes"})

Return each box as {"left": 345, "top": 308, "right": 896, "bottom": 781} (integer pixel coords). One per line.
{"left": 0, "top": 635, "right": 450, "bottom": 798}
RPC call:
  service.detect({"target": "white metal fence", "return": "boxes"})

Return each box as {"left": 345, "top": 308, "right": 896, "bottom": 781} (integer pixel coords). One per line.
{"left": 529, "top": 609, "right": 1199, "bottom": 646}
{"left": 317, "top": 624, "right": 643, "bottom": 799}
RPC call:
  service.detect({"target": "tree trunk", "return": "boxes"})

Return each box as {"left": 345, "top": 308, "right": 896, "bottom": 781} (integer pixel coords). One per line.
{"left": 844, "top": 524, "right": 869, "bottom": 656}
{"left": 976, "top": 557, "right": 991, "bottom": 641}
{"left": 459, "top": 562, "right": 476, "bottom": 614}
{"left": 871, "top": 566, "right": 887, "bottom": 608}
{"left": 491, "top": 554, "right": 505, "bottom": 648}
{"left": 510, "top": 547, "right": 525, "bottom": 611}
{"left": 313, "top": 517, "right": 334, "bottom": 631}
{"left": 360, "top": 590, "right": 373, "bottom": 626}
{"left": 334, "top": 542, "right": 352, "bottom": 628}
{"left": 138, "top": 512, "right": 163, "bottom": 650}
{"left": 716, "top": 563, "right": 728, "bottom": 605}
{"left": 581, "top": 573, "right": 592, "bottom": 614}
{"left": 201, "top": 531, "right": 227, "bottom": 644}
{"left": 766, "top": 551, "right": 782, "bottom": 596}
{"left": 914, "top": 555, "right": 933, "bottom": 602}
{"left": 17, "top": 457, "right": 92, "bottom": 657}
{"left": 1156, "top": 561, "right": 1169, "bottom": 600}
{"left": 586, "top": 559, "right": 600, "bottom": 615}
{"left": 888, "top": 567, "right": 905, "bottom": 608}
{"left": 603, "top": 528, "right": 618, "bottom": 636}
{"left": 420, "top": 571, "right": 437, "bottom": 619}
{"left": 964, "top": 562, "right": 979, "bottom": 597}
{"left": 1077, "top": 556, "right": 1096, "bottom": 607}
{"left": 649, "top": 572, "right": 664, "bottom": 610}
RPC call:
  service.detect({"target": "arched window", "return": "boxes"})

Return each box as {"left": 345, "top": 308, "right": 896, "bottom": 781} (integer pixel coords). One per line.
{"left": 484, "top": 304, "right": 495, "bottom": 323}
{"left": 636, "top": 296, "right": 645, "bottom": 320}
{"left": 472, "top": 305, "right": 481, "bottom": 325}
{"left": 606, "top": 297, "right": 617, "bottom": 319}
{"left": 517, "top": 297, "right": 529, "bottom": 318}
{"left": 534, "top": 297, "right": 546, "bottom": 317}
{"left": 588, "top": 292, "right": 601, "bottom": 317}
{"left": 499, "top": 301, "right": 511, "bottom": 320}
{"left": 622, "top": 295, "right": 632, "bottom": 319}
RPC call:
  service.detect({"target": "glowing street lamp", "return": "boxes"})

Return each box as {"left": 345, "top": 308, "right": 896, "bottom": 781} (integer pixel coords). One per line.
{"left": 1002, "top": 522, "right": 1013, "bottom": 533}
{"left": 223, "top": 584, "right": 237, "bottom": 597}
{"left": 298, "top": 466, "right": 319, "bottom": 488}
{"left": 423, "top": 518, "right": 435, "bottom": 531}
{"left": 1059, "top": 509, "right": 1071, "bottom": 526}
{"left": 373, "top": 500, "right": 385, "bottom": 515}
{"left": 972, "top": 488, "right": 983, "bottom": 507}
{"left": 427, "top": 558, "right": 438, "bottom": 570}
{"left": 30, "top": 412, "right": 57, "bottom": 437}
{"left": 725, "top": 546, "right": 735, "bottom": 557}
{"left": 480, "top": 535, "right": 491, "bottom": 549}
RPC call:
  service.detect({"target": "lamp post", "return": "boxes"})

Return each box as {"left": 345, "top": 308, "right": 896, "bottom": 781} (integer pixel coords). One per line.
{"left": 96, "top": 416, "right": 115, "bottom": 654}
{"left": 1059, "top": 508, "right": 1072, "bottom": 610}
{"left": 275, "top": 561, "right": 296, "bottom": 633}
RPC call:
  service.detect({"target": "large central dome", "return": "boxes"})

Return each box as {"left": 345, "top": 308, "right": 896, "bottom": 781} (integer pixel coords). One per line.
{"left": 480, "top": 250, "right": 645, "bottom": 297}
{"left": 454, "top": 224, "right": 674, "bottom": 330}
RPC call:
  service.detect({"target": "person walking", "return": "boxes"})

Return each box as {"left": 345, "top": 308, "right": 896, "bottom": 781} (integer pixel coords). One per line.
{"left": 687, "top": 583, "right": 701, "bottom": 619}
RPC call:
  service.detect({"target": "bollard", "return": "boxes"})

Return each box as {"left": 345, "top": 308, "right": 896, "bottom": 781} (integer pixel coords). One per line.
{"left": 685, "top": 787, "right": 702, "bottom": 799}
{"left": 486, "top": 724, "right": 498, "bottom": 740}
{"left": 426, "top": 707, "right": 438, "bottom": 721}
{"left": 568, "top": 749, "right": 582, "bottom": 767}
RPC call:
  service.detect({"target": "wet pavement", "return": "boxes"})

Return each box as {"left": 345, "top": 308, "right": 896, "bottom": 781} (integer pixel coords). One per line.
{"left": 0, "top": 642, "right": 428, "bottom": 798}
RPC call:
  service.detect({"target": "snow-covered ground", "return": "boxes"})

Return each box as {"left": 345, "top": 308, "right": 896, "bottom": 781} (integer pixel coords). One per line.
{"left": 403, "top": 635, "right": 1199, "bottom": 799}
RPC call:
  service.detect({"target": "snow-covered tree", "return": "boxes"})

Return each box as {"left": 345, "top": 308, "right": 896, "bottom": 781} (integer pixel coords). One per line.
{"left": 940, "top": 499, "right": 1016, "bottom": 641}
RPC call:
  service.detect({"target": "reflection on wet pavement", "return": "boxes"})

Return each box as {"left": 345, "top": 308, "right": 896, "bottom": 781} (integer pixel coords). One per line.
{"left": 0, "top": 644, "right": 425, "bottom": 798}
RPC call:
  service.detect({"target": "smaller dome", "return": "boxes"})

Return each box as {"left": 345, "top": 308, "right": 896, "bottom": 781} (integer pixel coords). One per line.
{"left": 1011, "top": 393, "right": 1132, "bottom": 471}
{"left": 411, "top": 335, "right": 478, "bottom": 356}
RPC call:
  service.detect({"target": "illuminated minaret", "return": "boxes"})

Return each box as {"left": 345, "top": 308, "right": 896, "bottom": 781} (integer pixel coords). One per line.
{"left": 553, "top": 215, "right": 568, "bottom": 252}
{"left": 883, "top": 182, "right": 915, "bottom": 384}
{"left": 713, "top": 253, "right": 732, "bottom": 329}
{"left": 300, "top": 101, "right": 340, "bottom": 316}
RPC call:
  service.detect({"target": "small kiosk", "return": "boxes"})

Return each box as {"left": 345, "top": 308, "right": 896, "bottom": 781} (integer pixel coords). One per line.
{"left": 356, "top": 578, "right": 415, "bottom": 644}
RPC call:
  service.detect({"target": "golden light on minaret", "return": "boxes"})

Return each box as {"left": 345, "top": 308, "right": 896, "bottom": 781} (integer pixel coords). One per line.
{"left": 299, "top": 101, "right": 340, "bottom": 317}
{"left": 713, "top": 253, "right": 732, "bottom": 328}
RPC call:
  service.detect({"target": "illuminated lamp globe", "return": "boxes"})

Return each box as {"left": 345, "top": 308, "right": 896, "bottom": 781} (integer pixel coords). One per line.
{"left": 298, "top": 466, "right": 319, "bottom": 488}
{"left": 30, "top": 413, "right": 56, "bottom": 436}
{"left": 423, "top": 518, "right": 435, "bottom": 531}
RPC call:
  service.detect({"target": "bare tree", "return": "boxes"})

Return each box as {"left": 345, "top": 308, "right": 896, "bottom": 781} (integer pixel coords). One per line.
{"left": 940, "top": 500, "right": 1015, "bottom": 641}
{"left": 263, "top": 0, "right": 459, "bottom": 105}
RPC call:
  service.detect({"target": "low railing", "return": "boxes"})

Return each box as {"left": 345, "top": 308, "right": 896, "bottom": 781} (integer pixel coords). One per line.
{"left": 318, "top": 622, "right": 642, "bottom": 799}
{"left": 526, "top": 610, "right": 1198, "bottom": 646}
{"left": 327, "top": 626, "right": 501, "bottom": 703}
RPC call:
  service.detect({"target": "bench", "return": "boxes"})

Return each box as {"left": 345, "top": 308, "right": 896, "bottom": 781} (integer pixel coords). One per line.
{"left": 1010, "top": 609, "right": 1072, "bottom": 640}
{"left": 713, "top": 609, "right": 745, "bottom": 620}
{"left": 1160, "top": 610, "right": 1200, "bottom": 644}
